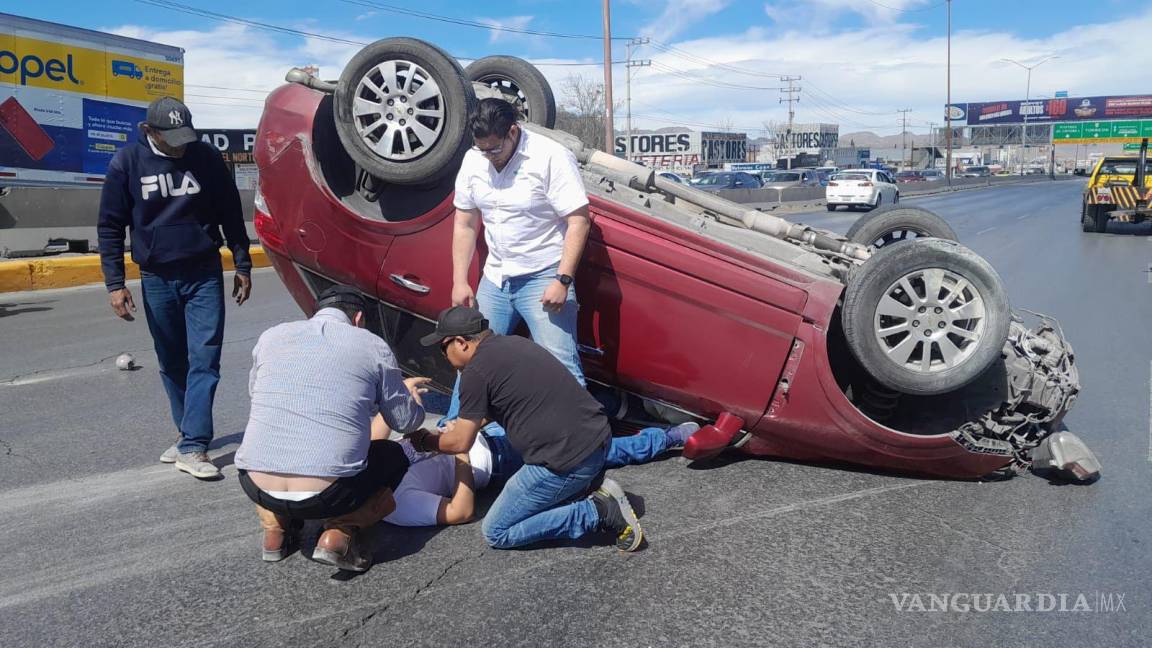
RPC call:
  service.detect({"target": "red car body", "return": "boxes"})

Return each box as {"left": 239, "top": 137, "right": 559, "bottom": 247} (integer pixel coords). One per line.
{"left": 254, "top": 83, "right": 1016, "bottom": 479}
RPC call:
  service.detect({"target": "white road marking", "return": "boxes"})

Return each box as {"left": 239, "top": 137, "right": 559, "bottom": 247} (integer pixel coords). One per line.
{"left": 976, "top": 226, "right": 999, "bottom": 235}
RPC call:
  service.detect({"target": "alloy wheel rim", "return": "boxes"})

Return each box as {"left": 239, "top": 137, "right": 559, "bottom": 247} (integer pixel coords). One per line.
{"left": 873, "top": 268, "right": 987, "bottom": 374}
{"left": 352, "top": 59, "right": 446, "bottom": 161}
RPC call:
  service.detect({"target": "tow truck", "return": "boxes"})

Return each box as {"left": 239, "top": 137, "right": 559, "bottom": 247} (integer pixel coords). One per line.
{"left": 1081, "top": 138, "right": 1152, "bottom": 233}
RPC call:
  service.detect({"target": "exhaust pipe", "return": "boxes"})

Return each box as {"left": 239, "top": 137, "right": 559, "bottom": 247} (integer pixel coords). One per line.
{"left": 285, "top": 67, "right": 337, "bottom": 93}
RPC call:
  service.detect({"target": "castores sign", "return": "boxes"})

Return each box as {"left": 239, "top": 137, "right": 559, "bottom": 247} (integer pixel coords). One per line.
{"left": 958, "top": 95, "right": 1152, "bottom": 126}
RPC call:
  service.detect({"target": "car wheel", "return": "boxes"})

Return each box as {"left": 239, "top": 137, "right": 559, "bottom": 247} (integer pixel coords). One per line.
{"left": 845, "top": 206, "right": 958, "bottom": 249}
{"left": 842, "top": 238, "right": 1010, "bottom": 396}
{"left": 1083, "top": 205, "right": 1109, "bottom": 233}
{"left": 333, "top": 37, "right": 477, "bottom": 185}
{"left": 465, "top": 56, "right": 557, "bottom": 128}
{"left": 826, "top": 203, "right": 837, "bottom": 212}
{"left": 893, "top": 191, "right": 900, "bottom": 204}
{"left": 872, "top": 193, "right": 882, "bottom": 210}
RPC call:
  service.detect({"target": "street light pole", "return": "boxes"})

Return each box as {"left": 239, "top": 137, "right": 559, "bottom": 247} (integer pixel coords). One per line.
{"left": 945, "top": 0, "right": 952, "bottom": 186}
{"left": 1001, "top": 55, "right": 1059, "bottom": 176}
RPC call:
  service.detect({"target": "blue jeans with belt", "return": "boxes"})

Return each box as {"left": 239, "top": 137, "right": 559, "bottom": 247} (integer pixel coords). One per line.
{"left": 475, "top": 264, "right": 584, "bottom": 386}
{"left": 139, "top": 256, "right": 225, "bottom": 454}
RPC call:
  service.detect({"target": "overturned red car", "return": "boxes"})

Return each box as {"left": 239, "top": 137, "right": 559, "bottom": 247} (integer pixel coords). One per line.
{"left": 253, "top": 38, "right": 1083, "bottom": 480}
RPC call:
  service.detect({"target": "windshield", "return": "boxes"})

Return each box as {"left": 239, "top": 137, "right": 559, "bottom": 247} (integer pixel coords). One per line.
{"left": 1099, "top": 160, "right": 1152, "bottom": 175}
{"left": 833, "top": 173, "right": 870, "bottom": 181}
{"left": 690, "top": 173, "right": 733, "bottom": 186}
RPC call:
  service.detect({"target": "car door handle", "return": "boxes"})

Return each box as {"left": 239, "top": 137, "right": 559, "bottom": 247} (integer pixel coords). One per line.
{"left": 389, "top": 274, "right": 430, "bottom": 294}
{"left": 577, "top": 344, "right": 604, "bottom": 357}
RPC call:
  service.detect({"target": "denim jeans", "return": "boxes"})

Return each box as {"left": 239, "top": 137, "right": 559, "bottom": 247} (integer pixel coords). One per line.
{"left": 481, "top": 442, "right": 607, "bottom": 549}
{"left": 476, "top": 265, "right": 584, "bottom": 386}
{"left": 139, "top": 257, "right": 225, "bottom": 454}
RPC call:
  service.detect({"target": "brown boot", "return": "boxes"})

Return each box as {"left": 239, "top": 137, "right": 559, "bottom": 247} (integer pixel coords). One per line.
{"left": 313, "top": 527, "right": 370, "bottom": 572}
{"left": 256, "top": 506, "right": 296, "bottom": 562}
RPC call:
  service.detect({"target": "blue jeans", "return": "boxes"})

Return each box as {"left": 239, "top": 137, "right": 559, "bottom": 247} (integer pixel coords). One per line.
{"left": 139, "top": 257, "right": 225, "bottom": 454}
{"left": 481, "top": 442, "right": 607, "bottom": 549}
{"left": 476, "top": 265, "right": 584, "bottom": 386}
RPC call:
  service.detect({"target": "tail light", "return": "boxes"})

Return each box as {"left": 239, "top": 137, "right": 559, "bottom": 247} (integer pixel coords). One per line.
{"left": 828, "top": 181, "right": 839, "bottom": 187}
{"left": 860, "top": 181, "right": 873, "bottom": 187}
{"left": 253, "top": 189, "right": 286, "bottom": 250}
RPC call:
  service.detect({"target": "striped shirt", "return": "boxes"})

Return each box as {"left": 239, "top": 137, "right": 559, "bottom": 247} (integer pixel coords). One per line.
{"left": 235, "top": 308, "right": 424, "bottom": 477}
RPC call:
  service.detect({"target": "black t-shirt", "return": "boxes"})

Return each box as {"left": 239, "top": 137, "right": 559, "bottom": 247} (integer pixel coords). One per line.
{"left": 458, "top": 335, "right": 610, "bottom": 473}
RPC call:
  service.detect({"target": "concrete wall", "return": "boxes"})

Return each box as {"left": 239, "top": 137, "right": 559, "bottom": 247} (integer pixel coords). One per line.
{"left": 0, "top": 187, "right": 256, "bottom": 254}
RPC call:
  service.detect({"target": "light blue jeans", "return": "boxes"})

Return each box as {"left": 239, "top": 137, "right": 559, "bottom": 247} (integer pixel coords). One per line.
{"left": 476, "top": 265, "right": 584, "bottom": 385}
{"left": 481, "top": 442, "right": 607, "bottom": 549}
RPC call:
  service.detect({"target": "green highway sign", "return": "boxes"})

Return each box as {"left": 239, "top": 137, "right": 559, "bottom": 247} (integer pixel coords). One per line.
{"left": 1053, "top": 120, "right": 1152, "bottom": 143}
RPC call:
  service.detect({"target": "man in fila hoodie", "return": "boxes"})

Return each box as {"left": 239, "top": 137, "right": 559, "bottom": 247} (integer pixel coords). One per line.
{"left": 98, "top": 97, "right": 252, "bottom": 480}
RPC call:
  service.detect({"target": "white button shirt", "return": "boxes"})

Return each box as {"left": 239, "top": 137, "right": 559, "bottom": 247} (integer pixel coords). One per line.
{"left": 454, "top": 128, "right": 589, "bottom": 285}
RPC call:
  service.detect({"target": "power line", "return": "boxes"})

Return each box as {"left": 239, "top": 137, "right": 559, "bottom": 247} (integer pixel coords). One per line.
{"left": 804, "top": 82, "right": 896, "bottom": 116}
{"left": 187, "top": 83, "right": 275, "bottom": 94}
{"left": 862, "top": 0, "right": 947, "bottom": 12}
{"left": 338, "top": 0, "right": 629, "bottom": 40}
{"left": 648, "top": 61, "right": 781, "bottom": 91}
{"left": 134, "top": 0, "right": 619, "bottom": 67}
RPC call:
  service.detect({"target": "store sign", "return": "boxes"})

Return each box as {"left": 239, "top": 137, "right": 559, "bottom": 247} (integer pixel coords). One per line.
{"left": 615, "top": 131, "right": 703, "bottom": 171}
{"left": 965, "top": 95, "right": 1152, "bottom": 126}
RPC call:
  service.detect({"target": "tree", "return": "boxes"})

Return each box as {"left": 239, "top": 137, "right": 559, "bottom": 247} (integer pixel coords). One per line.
{"left": 555, "top": 75, "right": 607, "bottom": 150}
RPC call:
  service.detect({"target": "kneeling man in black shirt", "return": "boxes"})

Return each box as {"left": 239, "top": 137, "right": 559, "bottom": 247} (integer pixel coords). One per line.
{"left": 409, "top": 306, "right": 643, "bottom": 551}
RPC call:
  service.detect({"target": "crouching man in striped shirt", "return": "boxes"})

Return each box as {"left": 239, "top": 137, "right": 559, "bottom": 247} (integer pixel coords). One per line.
{"left": 235, "top": 286, "right": 430, "bottom": 572}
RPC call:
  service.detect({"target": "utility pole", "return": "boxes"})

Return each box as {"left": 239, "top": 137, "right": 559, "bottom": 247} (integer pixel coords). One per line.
{"left": 898, "top": 108, "right": 913, "bottom": 169}
{"left": 601, "top": 0, "right": 614, "bottom": 153}
{"left": 928, "top": 121, "right": 937, "bottom": 169}
{"left": 779, "top": 76, "right": 801, "bottom": 169}
{"left": 624, "top": 37, "right": 650, "bottom": 162}
{"left": 945, "top": 0, "right": 952, "bottom": 185}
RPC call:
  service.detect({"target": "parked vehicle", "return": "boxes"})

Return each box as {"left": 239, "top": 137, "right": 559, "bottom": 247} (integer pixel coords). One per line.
{"left": 962, "top": 165, "right": 992, "bottom": 178}
{"left": 688, "top": 171, "right": 763, "bottom": 190}
{"left": 254, "top": 38, "right": 1081, "bottom": 479}
{"left": 894, "top": 170, "right": 927, "bottom": 183}
{"left": 919, "top": 169, "right": 945, "bottom": 181}
{"left": 658, "top": 171, "right": 685, "bottom": 184}
{"left": 825, "top": 169, "right": 900, "bottom": 211}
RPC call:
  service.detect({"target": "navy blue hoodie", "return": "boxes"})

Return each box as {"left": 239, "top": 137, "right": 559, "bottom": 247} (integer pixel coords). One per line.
{"left": 98, "top": 133, "right": 252, "bottom": 290}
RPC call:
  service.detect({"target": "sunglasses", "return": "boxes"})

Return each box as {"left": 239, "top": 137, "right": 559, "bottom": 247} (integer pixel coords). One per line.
{"left": 473, "top": 128, "right": 514, "bottom": 158}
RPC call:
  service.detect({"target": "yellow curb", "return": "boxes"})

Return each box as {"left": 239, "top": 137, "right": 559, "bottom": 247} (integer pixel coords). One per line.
{"left": 0, "top": 246, "right": 270, "bottom": 293}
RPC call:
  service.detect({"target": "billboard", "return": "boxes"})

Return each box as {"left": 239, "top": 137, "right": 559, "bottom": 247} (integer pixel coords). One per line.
{"left": 615, "top": 131, "right": 702, "bottom": 173}
{"left": 773, "top": 123, "right": 839, "bottom": 153}
{"left": 0, "top": 13, "right": 184, "bottom": 186}
{"left": 955, "top": 95, "right": 1152, "bottom": 126}
{"left": 198, "top": 128, "right": 258, "bottom": 189}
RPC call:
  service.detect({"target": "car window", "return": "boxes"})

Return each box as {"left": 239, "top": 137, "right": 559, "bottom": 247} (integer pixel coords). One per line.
{"left": 772, "top": 172, "right": 801, "bottom": 181}
{"left": 1099, "top": 160, "right": 1152, "bottom": 175}
{"left": 691, "top": 173, "right": 734, "bottom": 186}
{"left": 833, "top": 172, "right": 870, "bottom": 181}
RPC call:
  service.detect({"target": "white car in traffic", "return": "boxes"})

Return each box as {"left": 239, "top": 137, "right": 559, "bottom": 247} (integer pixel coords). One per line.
{"left": 825, "top": 169, "right": 899, "bottom": 211}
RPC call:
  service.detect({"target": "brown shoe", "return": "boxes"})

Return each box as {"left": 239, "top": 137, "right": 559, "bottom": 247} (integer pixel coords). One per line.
{"left": 313, "top": 528, "right": 371, "bottom": 572}
{"left": 256, "top": 506, "right": 300, "bottom": 562}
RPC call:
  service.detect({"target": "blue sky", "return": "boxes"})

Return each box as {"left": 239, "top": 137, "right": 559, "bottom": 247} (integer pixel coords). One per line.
{"left": 8, "top": 0, "right": 1149, "bottom": 134}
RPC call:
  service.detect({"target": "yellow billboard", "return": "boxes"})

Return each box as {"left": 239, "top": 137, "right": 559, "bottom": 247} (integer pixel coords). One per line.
{"left": 0, "top": 33, "right": 183, "bottom": 103}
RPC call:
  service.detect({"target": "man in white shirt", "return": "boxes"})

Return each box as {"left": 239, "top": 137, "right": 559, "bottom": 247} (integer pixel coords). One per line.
{"left": 451, "top": 97, "right": 591, "bottom": 384}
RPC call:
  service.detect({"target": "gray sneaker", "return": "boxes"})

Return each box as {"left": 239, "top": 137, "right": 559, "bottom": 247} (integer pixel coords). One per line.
{"left": 175, "top": 451, "right": 221, "bottom": 480}
{"left": 159, "top": 441, "right": 180, "bottom": 464}
{"left": 591, "top": 477, "right": 644, "bottom": 552}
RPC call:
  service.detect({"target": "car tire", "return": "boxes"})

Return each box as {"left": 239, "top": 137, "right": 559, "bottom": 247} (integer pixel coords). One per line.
{"left": 1082, "top": 204, "right": 1109, "bottom": 233}
{"left": 893, "top": 191, "right": 900, "bottom": 204}
{"left": 872, "top": 194, "right": 882, "bottom": 210}
{"left": 465, "top": 56, "right": 557, "bottom": 128}
{"left": 333, "top": 37, "right": 477, "bottom": 185}
{"left": 845, "top": 205, "right": 958, "bottom": 249}
{"left": 842, "top": 238, "right": 1010, "bottom": 396}
{"left": 827, "top": 204, "right": 837, "bottom": 212}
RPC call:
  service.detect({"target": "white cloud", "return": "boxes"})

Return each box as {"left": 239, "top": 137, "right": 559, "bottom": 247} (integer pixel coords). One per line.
{"left": 475, "top": 15, "right": 539, "bottom": 44}
{"left": 764, "top": 0, "right": 936, "bottom": 28}
{"left": 640, "top": 0, "right": 729, "bottom": 43}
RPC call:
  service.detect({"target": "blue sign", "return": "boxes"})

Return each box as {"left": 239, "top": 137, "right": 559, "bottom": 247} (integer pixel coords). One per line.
{"left": 1055, "top": 90, "right": 1069, "bottom": 98}
{"left": 857, "top": 148, "right": 870, "bottom": 159}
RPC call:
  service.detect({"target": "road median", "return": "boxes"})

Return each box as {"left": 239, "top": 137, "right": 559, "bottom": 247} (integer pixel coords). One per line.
{"left": 0, "top": 246, "right": 269, "bottom": 293}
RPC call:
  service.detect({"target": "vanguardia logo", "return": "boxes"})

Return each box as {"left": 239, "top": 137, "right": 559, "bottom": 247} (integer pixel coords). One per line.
{"left": 889, "top": 592, "right": 1127, "bottom": 613}
{"left": 141, "top": 172, "right": 201, "bottom": 200}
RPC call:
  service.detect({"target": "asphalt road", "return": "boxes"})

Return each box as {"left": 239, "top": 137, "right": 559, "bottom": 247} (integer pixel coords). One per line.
{"left": 1, "top": 179, "right": 1149, "bottom": 647}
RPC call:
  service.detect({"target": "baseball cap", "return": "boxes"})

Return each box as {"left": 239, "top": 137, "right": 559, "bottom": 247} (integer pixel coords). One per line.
{"left": 316, "top": 285, "right": 366, "bottom": 311}
{"left": 420, "top": 306, "right": 489, "bottom": 346}
{"left": 145, "top": 97, "right": 198, "bottom": 147}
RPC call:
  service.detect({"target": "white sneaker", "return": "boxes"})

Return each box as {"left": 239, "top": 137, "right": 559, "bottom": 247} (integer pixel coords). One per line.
{"left": 159, "top": 441, "right": 180, "bottom": 464}
{"left": 175, "top": 451, "right": 222, "bottom": 479}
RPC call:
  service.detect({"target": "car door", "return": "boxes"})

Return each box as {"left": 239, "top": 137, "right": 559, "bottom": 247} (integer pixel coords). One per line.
{"left": 576, "top": 197, "right": 807, "bottom": 423}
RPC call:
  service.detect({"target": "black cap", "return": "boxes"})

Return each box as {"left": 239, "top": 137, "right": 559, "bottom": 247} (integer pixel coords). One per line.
{"left": 316, "top": 285, "right": 366, "bottom": 311}
{"left": 420, "top": 306, "right": 489, "bottom": 346}
{"left": 145, "top": 96, "right": 197, "bottom": 147}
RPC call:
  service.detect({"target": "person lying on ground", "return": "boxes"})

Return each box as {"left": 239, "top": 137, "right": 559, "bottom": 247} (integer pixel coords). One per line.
{"left": 234, "top": 285, "right": 430, "bottom": 572}
{"left": 405, "top": 305, "right": 655, "bottom": 552}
